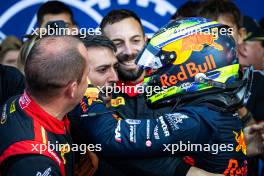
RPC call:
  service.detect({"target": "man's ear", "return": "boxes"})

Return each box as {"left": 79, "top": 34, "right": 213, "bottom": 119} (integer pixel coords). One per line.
{"left": 65, "top": 81, "right": 78, "bottom": 99}
{"left": 144, "top": 35, "right": 149, "bottom": 43}
{"left": 238, "top": 27, "right": 247, "bottom": 44}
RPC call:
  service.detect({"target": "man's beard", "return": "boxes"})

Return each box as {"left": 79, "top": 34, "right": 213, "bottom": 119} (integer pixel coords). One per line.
{"left": 117, "top": 53, "right": 144, "bottom": 81}
{"left": 117, "top": 66, "right": 144, "bottom": 81}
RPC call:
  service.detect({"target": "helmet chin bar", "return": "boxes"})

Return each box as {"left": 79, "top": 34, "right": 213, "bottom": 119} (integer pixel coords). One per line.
{"left": 145, "top": 67, "right": 253, "bottom": 111}
{"left": 254, "top": 69, "right": 264, "bottom": 76}
{"left": 235, "top": 66, "right": 253, "bottom": 105}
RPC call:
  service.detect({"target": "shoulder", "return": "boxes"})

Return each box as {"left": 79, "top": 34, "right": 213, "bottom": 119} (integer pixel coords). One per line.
{"left": 0, "top": 65, "right": 25, "bottom": 103}
{"left": 2, "top": 155, "right": 61, "bottom": 176}
{"left": 0, "top": 65, "right": 24, "bottom": 83}
{"left": 0, "top": 97, "right": 34, "bottom": 153}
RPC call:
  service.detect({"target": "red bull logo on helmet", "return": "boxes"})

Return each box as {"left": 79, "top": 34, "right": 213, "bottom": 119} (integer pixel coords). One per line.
{"left": 181, "top": 32, "right": 223, "bottom": 52}
{"left": 162, "top": 32, "right": 223, "bottom": 66}
{"left": 160, "top": 54, "right": 216, "bottom": 87}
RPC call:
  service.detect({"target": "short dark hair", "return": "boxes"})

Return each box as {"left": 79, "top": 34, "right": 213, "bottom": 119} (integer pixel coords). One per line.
{"left": 171, "top": 1, "right": 202, "bottom": 20}
{"left": 80, "top": 35, "right": 117, "bottom": 52}
{"left": 198, "top": 0, "right": 242, "bottom": 28}
{"left": 37, "top": 1, "right": 75, "bottom": 26}
{"left": 100, "top": 9, "right": 144, "bottom": 35}
{"left": 25, "top": 36, "right": 85, "bottom": 97}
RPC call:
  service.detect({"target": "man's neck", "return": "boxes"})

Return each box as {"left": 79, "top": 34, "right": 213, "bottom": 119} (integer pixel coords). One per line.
{"left": 30, "top": 95, "right": 66, "bottom": 121}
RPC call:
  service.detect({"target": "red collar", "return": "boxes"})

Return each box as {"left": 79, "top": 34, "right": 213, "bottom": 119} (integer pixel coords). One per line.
{"left": 116, "top": 80, "right": 144, "bottom": 97}
{"left": 19, "top": 92, "right": 70, "bottom": 134}
{"left": 116, "top": 70, "right": 152, "bottom": 97}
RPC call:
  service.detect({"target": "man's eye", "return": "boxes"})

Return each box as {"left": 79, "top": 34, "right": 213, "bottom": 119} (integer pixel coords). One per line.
{"left": 97, "top": 68, "right": 107, "bottom": 73}
{"left": 133, "top": 39, "right": 140, "bottom": 43}
{"left": 114, "top": 42, "right": 122, "bottom": 47}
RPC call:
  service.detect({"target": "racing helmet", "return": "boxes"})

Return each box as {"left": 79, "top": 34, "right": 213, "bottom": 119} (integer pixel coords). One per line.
{"left": 136, "top": 17, "right": 244, "bottom": 108}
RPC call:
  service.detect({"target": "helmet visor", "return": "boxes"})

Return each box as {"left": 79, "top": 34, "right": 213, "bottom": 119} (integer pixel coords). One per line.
{"left": 136, "top": 44, "right": 162, "bottom": 70}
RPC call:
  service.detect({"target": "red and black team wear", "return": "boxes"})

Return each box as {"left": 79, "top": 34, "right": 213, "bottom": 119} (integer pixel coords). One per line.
{"left": 0, "top": 92, "right": 73, "bottom": 176}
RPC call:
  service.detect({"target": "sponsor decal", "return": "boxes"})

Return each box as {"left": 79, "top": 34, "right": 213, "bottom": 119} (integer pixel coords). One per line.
{"left": 224, "top": 159, "right": 247, "bottom": 176}
{"left": 84, "top": 87, "right": 100, "bottom": 105}
{"left": 146, "top": 120, "right": 150, "bottom": 140}
{"left": 36, "top": 167, "right": 52, "bottom": 176}
{"left": 80, "top": 99, "right": 88, "bottom": 113}
{"left": 158, "top": 116, "right": 170, "bottom": 137}
{"left": 9, "top": 100, "right": 16, "bottom": 113}
{"left": 1, "top": 104, "right": 7, "bottom": 124}
{"left": 160, "top": 54, "right": 216, "bottom": 87}
{"left": 115, "top": 120, "right": 122, "bottom": 143}
{"left": 129, "top": 125, "right": 136, "bottom": 143}
{"left": 154, "top": 125, "right": 160, "bottom": 139}
{"left": 111, "top": 97, "right": 125, "bottom": 107}
{"left": 179, "top": 82, "right": 193, "bottom": 90}
{"left": 180, "top": 33, "right": 223, "bottom": 53}
{"left": 125, "top": 119, "right": 141, "bottom": 125}
{"left": 163, "top": 32, "right": 223, "bottom": 66}
{"left": 60, "top": 144, "right": 70, "bottom": 164}
{"left": 19, "top": 92, "right": 31, "bottom": 109}
{"left": 146, "top": 120, "right": 152, "bottom": 147}
{"left": 146, "top": 140, "right": 152, "bottom": 147}
{"left": 164, "top": 113, "right": 189, "bottom": 131}
{"left": 233, "top": 130, "right": 247, "bottom": 155}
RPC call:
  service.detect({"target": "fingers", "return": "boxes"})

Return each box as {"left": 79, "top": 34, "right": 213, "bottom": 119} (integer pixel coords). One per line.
{"left": 187, "top": 167, "right": 224, "bottom": 176}
{"left": 246, "top": 122, "right": 264, "bottom": 134}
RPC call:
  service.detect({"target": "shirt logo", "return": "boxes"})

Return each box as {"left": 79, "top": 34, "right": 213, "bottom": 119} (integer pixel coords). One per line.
{"left": 224, "top": 159, "right": 247, "bottom": 176}
{"left": 60, "top": 144, "right": 70, "bottom": 164}
{"left": 233, "top": 130, "right": 247, "bottom": 155}
{"left": 0, "top": 104, "right": 7, "bottom": 125}
{"left": 19, "top": 92, "right": 31, "bottom": 109}
{"left": 159, "top": 116, "right": 170, "bottom": 137}
{"left": 9, "top": 100, "right": 16, "bottom": 113}
{"left": 36, "top": 167, "right": 51, "bottom": 176}
{"left": 111, "top": 97, "right": 125, "bottom": 107}
{"left": 115, "top": 120, "right": 122, "bottom": 143}
{"left": 84, "top": 87, "right": 100, "bottom": 105}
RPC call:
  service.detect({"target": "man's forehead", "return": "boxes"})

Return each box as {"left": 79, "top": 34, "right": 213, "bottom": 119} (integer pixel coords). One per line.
{"left": 103, "top": 18, "right": 144, "bottom": 40}
{"left": 217, "top": 14, "right": 238, "bottom": 29}
{"left": 87, "top": 47, "right": 117, "bottom": 65}
{"left": 41, "top": 13, "right": 72, "bottom": 27}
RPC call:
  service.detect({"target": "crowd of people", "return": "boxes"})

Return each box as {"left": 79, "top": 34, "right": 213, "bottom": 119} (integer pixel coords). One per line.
{"left": 0, "top": 0, "right": 264, "bottom": 176}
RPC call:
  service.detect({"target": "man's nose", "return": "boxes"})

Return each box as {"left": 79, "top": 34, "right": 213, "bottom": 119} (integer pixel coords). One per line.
{"left": 123, "top": 42, "right": 133, "bottom": 55}
{"left": 108, "top": 68, "right": 119, "bottom": 82}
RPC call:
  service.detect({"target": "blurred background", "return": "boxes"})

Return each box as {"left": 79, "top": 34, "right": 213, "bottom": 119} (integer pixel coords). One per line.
{"left": 0, "top": 0, "right": 263, "bottom": 42}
